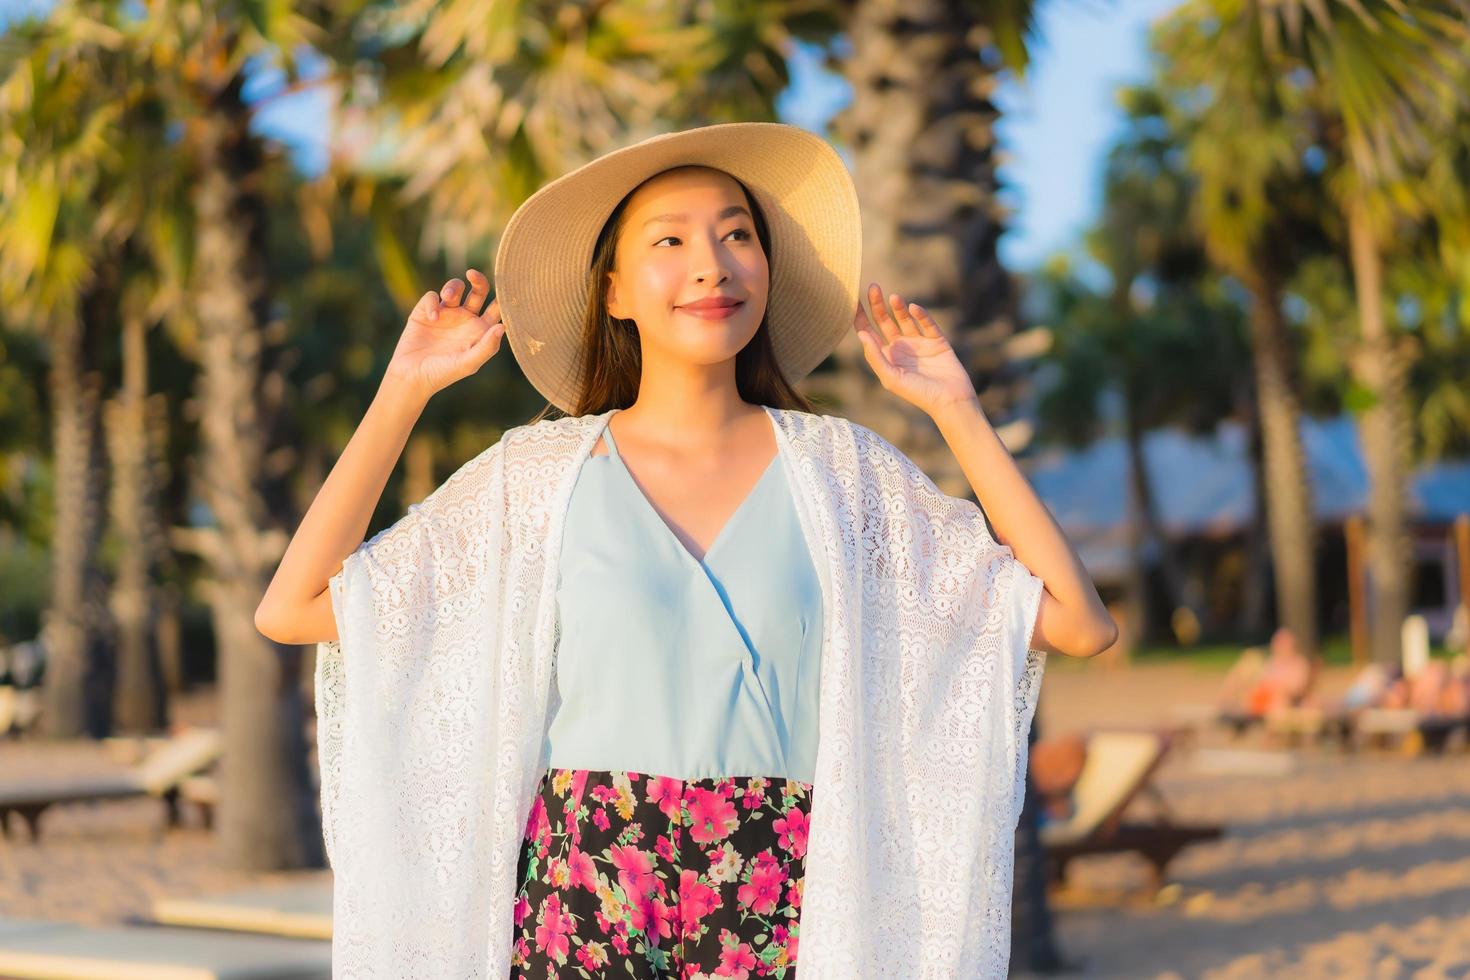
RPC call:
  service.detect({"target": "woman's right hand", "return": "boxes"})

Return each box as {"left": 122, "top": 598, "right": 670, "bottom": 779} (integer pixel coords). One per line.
{"left": 384, "top": 268, "right": 506, "bottom": 398}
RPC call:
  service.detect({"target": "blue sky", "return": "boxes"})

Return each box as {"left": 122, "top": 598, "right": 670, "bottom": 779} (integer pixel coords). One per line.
{"left": 244, "top": 3, "right": 1182, "bottom": 274}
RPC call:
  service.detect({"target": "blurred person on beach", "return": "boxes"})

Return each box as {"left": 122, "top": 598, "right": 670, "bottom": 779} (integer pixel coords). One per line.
{"left": 1218, "top": 627, "right": 1314, "bottom": 729}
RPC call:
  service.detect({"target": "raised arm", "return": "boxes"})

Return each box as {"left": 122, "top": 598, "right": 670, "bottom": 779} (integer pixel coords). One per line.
{"left": 254, "top": 270, "right": 505, "bottom": 645}
{"left": 853, "top": 282, "right": 1117, "bottom": 659}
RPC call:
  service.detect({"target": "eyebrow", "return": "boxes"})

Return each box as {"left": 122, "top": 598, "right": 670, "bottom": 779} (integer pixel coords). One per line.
{"left": 640, "top": 204, "right": 752, "bottom": 229}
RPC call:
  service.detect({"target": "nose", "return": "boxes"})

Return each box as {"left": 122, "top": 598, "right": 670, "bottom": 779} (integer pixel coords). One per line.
{"left": 691, "top": 229, "right": 732, "bottom": 285}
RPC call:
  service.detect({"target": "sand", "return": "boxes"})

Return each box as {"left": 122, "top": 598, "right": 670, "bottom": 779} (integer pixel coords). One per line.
{"left": 1031, "top": 658, "right": 1470, "bottom": 979}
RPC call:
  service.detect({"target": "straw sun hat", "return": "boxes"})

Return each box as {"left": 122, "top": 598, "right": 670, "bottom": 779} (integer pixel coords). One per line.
{"left": 492, "top": 121, "right": 863, "bottom": 414}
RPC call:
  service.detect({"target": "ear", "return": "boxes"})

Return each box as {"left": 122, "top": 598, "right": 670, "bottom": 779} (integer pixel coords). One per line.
{"left": 605, "top": 272, "right": 625, "bottom": 320}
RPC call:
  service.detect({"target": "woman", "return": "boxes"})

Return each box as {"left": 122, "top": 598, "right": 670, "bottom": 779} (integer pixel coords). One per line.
{"left": 256, "top": 122, "right": 1115, "bottom": 979}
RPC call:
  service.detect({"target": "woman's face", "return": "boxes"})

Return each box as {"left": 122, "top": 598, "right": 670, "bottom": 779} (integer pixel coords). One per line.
{"left": 605, "top": 166, "right": 770, "bottom": 370}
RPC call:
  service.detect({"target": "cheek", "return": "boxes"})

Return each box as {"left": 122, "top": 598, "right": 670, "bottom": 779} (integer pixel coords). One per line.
{"left": 743, "top": 249, "right": 770, "bottom": 291}
{"left": 629, "top": 259, "right": 684, "bottom": 306}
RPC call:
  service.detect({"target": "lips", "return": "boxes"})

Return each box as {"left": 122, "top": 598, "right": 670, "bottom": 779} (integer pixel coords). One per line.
{"left": 678, "top": 300, "right": 744, "bottom": 319}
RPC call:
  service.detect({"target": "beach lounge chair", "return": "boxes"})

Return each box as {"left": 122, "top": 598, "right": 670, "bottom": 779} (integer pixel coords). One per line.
{"left": 0, "top": 726, "right": 220, "bottom": 841}
{"left": 1040, "top": 729, "right": 1223, "bottom": 889}
{"left": 151, "top": 880, "right": 333, "bottom": 941}
{"left": 1347, "top": 660, "right": 1470, "bottom": 754}
{"left": 0, "top": 916, "right": 329, "bottom": 979}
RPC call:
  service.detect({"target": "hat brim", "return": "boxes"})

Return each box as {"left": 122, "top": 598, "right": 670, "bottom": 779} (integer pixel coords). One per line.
{"left": 493, "top": 122, "right": 862, "bottom": 414}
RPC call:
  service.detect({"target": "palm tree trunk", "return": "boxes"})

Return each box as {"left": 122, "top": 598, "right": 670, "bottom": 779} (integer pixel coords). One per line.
{"left": 188, "top": 89, "right": 322, "bottom": 871}
{"left": 1244, "top": 266, "right": 1320, "bottom": 658}
{"left": 1346, "top": 198, "right": 1415, "bottom": 667}
{"left": 1238, "top": 382, "right": 1272, "bottom": 636}
{"left": 1122, "top": 400, "right": 1195, "bottom": 645}
{"left": 1122, "top": 410, "right": 1156, "bottom": 647}
{"left": 40, "top": 313, "right": 110, "bottom": 738}
{"left": 827, "top": 1, "right": 1029, "bottom": 493}
{"left": 106, "top": 309, "right": 168, "bottom": 733}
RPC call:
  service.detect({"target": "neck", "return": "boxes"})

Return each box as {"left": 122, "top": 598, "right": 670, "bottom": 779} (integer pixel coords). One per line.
{"left": 617, "top": 359, "right": 760, "bottom": 451}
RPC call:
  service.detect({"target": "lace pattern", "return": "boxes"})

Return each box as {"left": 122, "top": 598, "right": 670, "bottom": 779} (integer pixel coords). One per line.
{"left": 315, "top": 406, "right": 1046, "bottom": 978}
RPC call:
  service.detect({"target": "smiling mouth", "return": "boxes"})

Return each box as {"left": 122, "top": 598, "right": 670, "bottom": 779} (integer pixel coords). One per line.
{"left": 678, "top": 302, "right": 745, "bottom": 317}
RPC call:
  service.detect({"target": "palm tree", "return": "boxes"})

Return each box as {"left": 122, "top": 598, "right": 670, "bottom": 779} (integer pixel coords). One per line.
{"left": 1259, "top": 0, "right": 1468, "bottom": 666}
{"left": 820, "top": 1, "right": 1042, "bottom": 494}
{"left": 0, "top": 6, "right": 136, "bottom": 737}
{"left": 1033, "top": 84, "right": 1256, "bottom": 644}
{"left": 1094, "top": 84, "right": 1253, "bottom": 644}
{"left": 116, "top": 1, "right": 339, "bottom": 868}
{"left": 1155, "top": 3, "right": 1327, "bottom": 659}
{"left": 102, "top": 251, "right": 176, "bottom": 732}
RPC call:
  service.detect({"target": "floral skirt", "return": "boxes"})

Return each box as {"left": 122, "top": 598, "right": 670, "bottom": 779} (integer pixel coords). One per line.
{"left": 509, "top": 767, "right": 814, "bottom": 979}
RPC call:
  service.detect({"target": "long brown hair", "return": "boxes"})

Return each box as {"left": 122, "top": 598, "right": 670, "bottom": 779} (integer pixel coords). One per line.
{"left": 528, "top": 165, "right": 816, "bottom": 423}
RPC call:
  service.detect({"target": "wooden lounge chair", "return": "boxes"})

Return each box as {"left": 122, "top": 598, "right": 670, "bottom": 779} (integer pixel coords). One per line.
{"left": 0, "top": 916, "right": 329, "bottom": 979}
{"left": 151, "top": 881, "right": 334, "bottom": 941}
{"left": 0, "top": 726, "right": 221, "bottom": 841}
{"left": 1040, "top": 729, "right": 1223, "bottom": 889}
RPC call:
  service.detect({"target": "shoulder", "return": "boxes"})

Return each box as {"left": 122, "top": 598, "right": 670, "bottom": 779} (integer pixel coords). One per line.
{"left": 500, "top": 413, "right": 604, "bottom": 448}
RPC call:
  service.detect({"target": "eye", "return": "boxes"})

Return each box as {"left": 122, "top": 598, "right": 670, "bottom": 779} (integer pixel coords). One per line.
{"left": 653, "top": 228, "right": 753, "bottom": 247}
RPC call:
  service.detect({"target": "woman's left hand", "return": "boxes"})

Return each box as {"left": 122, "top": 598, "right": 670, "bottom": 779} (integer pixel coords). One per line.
{"left": 853, "top": 283, "right": 980, "bottom": 418}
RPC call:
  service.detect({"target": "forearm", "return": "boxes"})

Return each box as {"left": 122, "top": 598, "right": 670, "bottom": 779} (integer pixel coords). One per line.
{"left": 255, "top": 376, "right": 429, "bottom": 637}
{"left": 930, "top": 397, "right": 1114, "bottom": 652}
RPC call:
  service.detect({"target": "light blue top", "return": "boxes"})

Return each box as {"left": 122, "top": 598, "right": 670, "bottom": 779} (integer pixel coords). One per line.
{"left": 544, "top": 410, "right": 823, "bottom": 783}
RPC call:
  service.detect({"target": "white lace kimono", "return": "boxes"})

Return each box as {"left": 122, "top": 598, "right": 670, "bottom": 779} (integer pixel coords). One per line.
{"left": 315, "top": 405, "right": 1047, "bottom": 979}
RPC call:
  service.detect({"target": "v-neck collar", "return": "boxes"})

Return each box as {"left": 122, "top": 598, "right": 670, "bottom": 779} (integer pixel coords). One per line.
{"left": 599, "top": 407, "right": 781, "bottom": 568}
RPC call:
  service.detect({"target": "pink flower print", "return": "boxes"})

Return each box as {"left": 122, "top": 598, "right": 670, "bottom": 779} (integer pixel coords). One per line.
{"left": 628, "top": 893, "right": 674, "bottom": 942}
{"left": 524, "top": 794, "right": 547, "bottom": 841}
{"left": 714, "top": 929, "right": 758, "bottom": 979}
{"left": 678, "top": 868, "right": 722, "bottom": 935}
{"left": 736, "top": 852, "right": 786, "bottom": 916}
{"left": 786, "top": 876, "right": 803, "bottom": 910}
{"left": 685, "top": 787, "right": 740, "bottom": 845}
{"left": 741, "top": 776, "right": 768, "bottom": 806}
{"left": 513, "top": 893, "right": 532, "bottom": 927}
{"left": 646, "top": 775, "right": 684, "bottom": 821}
{"left": 655, "top": 834, "right": 676, "bottom": 863}
{"left": 592, "top": 808, "right": 610, "bottom": 832}
{"left": 772, "top": 806, "right": 808, "bottom": 860}
{"left": 611, "top": 931, "right": 631, "bottom": 956}
{"left": 608, "top": 843, "right": 657, "bottom": 906}
{"left": 571, "top": 769, "right": 589, "bottom": 805}
{"left": 533, "top": 894, "right": 574, "bottom": 963}
{"left": 575, "top": 940, "right": 609, "bottom": 970}
{"left": 566, "top": 847, "right": 597, "bottom": 892}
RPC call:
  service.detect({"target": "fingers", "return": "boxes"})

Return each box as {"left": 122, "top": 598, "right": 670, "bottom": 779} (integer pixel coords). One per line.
{"left": 413, "top": 289, "right": 442, "bottom": 324}
{"left": 906, "top": 300, "right": 941, "bottom": 339}
{"left": 463, "top": 268, "right": 491, "bottom": 314}
{"left": 856, "top": 325, "right": 896, "bottom": 385}
{"left": 439, "top": 277, "right": 465, "bottom": 308}
{"left": 865, "top": 284, "right": 899, "bottom": 343}
{"left": 864, "top": 282, "right": 942, "bottom": 341}
{"left": 883, "top": 287, "right": 922, "bottom": 338}
{"left": 463, "top": 320, "right": 506, "bottom": 371}
{"left": 437, "top": 270, "right": 498, "bottom": 320}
